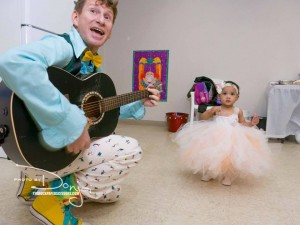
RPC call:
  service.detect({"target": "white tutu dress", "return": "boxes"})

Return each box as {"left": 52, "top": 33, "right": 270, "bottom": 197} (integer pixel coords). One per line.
{"left": 172, "top": 107, "right": 271, "bottom": 179}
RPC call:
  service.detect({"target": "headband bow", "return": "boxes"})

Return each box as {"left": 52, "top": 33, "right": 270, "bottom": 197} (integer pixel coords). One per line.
{"left": 220, "top": 82, "right": 239, "bottom": 94}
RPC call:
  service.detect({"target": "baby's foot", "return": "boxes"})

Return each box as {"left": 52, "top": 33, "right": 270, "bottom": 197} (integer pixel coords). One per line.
{"left": 222, "top": 176, "right": 231, "bottom": 186}
{"left": 201, "top": 174, "right": 212, "bottom": 182}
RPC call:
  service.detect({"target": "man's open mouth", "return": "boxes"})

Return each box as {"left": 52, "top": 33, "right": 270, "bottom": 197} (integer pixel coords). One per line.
{"left": 91, "top": 27, "right": 104, "bottom": 35}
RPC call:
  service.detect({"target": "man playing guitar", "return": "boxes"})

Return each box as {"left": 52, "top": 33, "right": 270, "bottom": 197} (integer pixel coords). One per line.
{"left": 0, "top": 0, "right": 160, "bottom": 224}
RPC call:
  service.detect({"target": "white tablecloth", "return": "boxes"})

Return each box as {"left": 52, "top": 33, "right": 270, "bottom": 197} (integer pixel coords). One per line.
{"left": 266, "top": 85, "right": 300, "bottom": 143}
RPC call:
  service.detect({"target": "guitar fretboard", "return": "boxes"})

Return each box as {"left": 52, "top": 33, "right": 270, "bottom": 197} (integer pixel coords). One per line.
{"left": 100, "top": 90, "right": 149, "bottom": 112}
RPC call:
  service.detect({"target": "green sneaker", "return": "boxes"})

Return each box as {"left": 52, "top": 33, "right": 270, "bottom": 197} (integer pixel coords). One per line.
{"left": 30, "top": 193, "right": 90, "bottom": 225}
{"left": 16, "top": 172, "right": 43, "bottom": 205}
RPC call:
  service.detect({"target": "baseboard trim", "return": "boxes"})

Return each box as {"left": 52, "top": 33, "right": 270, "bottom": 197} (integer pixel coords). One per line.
{"left": 118, "top": 119, "right": 165, "bottom": 127}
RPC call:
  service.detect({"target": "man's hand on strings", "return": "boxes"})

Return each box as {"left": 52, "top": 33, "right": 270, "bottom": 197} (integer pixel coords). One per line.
{"left": 66, "top": 122, "right": 91, "bottom": 154}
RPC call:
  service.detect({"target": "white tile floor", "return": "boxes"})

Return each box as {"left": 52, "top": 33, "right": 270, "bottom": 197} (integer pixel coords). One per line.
{"left": 0, "top": 121, "right": 300, "bottom": 225}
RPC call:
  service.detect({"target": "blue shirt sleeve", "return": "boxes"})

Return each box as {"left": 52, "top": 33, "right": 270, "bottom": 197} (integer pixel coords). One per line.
{"left": 119, "top": 101, "right": 145, "bottom": 120}
{"left": 0, "top": 34, "right": 87, "bottom": 150}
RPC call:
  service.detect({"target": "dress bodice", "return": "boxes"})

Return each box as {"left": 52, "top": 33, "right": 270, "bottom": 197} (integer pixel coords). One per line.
{"left": 214, "top": 107, "right": 239, "bottom": 126}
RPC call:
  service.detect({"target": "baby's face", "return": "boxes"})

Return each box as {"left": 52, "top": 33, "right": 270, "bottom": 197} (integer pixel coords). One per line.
{"left": 219, "top": 86, "right": 239, "bottom": 106}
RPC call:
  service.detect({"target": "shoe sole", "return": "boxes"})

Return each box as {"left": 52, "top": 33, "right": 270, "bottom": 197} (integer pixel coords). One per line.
{"left": 30, "top": 205, "right": 91, "bottom": 225}
{"left": 18, "top": 196, "right": 34, "bottom": 205}
{"left": 30, "top": 206, "right": 52, "bottom": 225}
{"left": 16, "top": 171, "right": 25, "bottom": 197}
{"left": 16, "top": 172, "right": 35, "bottom": 205}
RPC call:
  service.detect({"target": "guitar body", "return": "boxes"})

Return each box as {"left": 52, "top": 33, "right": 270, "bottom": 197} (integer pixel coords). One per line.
{"left": 0, "top": 66, "right": 119, "bottom": 171}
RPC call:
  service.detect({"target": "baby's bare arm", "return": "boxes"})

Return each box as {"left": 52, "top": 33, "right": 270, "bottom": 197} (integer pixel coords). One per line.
{"left": 200, "top": 106, "right": 221, "bottom": 120}
{"left": 239, "top": 109, "right": 259, "bottom": 127}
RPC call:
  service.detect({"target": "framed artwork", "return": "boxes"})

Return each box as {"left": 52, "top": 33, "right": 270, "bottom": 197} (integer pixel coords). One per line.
{"left": 132, "top": 50, "right": 169, "bottom": 101}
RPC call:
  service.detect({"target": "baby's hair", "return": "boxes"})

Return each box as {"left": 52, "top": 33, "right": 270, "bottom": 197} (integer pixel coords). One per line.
{"left": 224, "top": 81, "right": 240, "bottom": 95}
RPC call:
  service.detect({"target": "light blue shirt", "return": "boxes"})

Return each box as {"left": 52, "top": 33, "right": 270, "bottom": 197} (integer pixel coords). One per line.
{"left": 0, "top": 27, "right": 145, "bottom": 150}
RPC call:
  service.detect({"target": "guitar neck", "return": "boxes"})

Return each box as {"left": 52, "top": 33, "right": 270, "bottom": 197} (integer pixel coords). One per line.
{"left": 100, "top": 90, "right": 149, "bottom": 112}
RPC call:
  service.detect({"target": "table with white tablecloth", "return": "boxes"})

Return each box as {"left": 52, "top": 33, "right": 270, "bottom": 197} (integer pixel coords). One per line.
{"left": 266, "top": 84, "right": 300, "bottom": 143}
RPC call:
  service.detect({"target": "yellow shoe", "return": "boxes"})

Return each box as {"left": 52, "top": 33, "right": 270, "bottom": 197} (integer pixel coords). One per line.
{"left": 30, "top": 194, "right": 90, "bottom": 225}
{"left": 16, "top": 172, "right": 43, "bottom": 205}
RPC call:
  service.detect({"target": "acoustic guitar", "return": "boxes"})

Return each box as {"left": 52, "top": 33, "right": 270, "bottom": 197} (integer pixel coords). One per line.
{"left": 0, "top": 66, "right": 160, "bottom": 172}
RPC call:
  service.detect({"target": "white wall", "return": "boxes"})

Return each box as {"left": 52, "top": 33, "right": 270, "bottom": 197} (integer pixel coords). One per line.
{"left": 0, "top": 0, "right": 22, "bottom": 52}
{"left": 104, "top": 0, "right": 300, "bottom": 121}
{"left": 1, "top": 0, "right": 300, "bottom": 122}
{"left": 21, "top": 0, "right": 74, "bottom": 43}
{"left": 0, "top": 0, "right": 73, "bottom": 49}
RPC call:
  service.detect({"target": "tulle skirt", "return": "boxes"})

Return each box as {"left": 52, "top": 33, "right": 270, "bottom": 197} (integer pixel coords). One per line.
{"left": 172, "top": 120, "right": 271, "bottom": 179}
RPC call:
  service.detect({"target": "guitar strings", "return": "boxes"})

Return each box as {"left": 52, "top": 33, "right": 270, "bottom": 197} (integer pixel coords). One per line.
{"left": 76, "top": 91, "right": 149, "bottom": 114}
{"left": 78, "top": 91, "right": 148, "bottom": 107}
{"left": 70, "top": 87, "right": 153, "bottom": 119}
{"left": 76, "top": 90, "right": 151, "bottom": 119}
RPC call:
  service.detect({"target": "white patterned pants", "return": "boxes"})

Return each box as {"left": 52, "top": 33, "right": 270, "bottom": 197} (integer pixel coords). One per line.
{"left": 21, "top": 134, "right": 143, "bottom": 203}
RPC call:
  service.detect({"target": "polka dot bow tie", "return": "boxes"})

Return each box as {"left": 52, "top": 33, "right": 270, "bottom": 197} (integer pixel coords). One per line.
{"left": 82, "top": 50, "right": 102, "bottom": 68}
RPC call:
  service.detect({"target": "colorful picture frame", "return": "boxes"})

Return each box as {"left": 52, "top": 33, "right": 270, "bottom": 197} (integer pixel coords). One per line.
{"left": 132, "top": 50, "right": 169, "bottom": 101}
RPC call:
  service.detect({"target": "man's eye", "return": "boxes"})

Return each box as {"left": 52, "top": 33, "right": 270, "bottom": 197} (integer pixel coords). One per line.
{"left": 90, "top": 9, "right": 99, "bottom": 14}
{"left": 104, "top": 15, "right": 112, "bottom": 21}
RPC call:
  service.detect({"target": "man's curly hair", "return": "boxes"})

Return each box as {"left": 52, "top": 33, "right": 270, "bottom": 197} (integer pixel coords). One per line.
{"left": 74, "top": 0, "right": 118, "bottom": 23}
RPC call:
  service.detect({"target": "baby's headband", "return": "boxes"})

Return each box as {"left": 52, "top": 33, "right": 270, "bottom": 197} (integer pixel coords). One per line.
{"left": 222, "top": 82, "right": 239, "bottom": 95}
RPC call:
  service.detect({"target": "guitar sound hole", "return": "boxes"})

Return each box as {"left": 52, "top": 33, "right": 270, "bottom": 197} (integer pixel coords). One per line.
{"left": 82, "top": 92, "right": 103, "bottom": 125}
